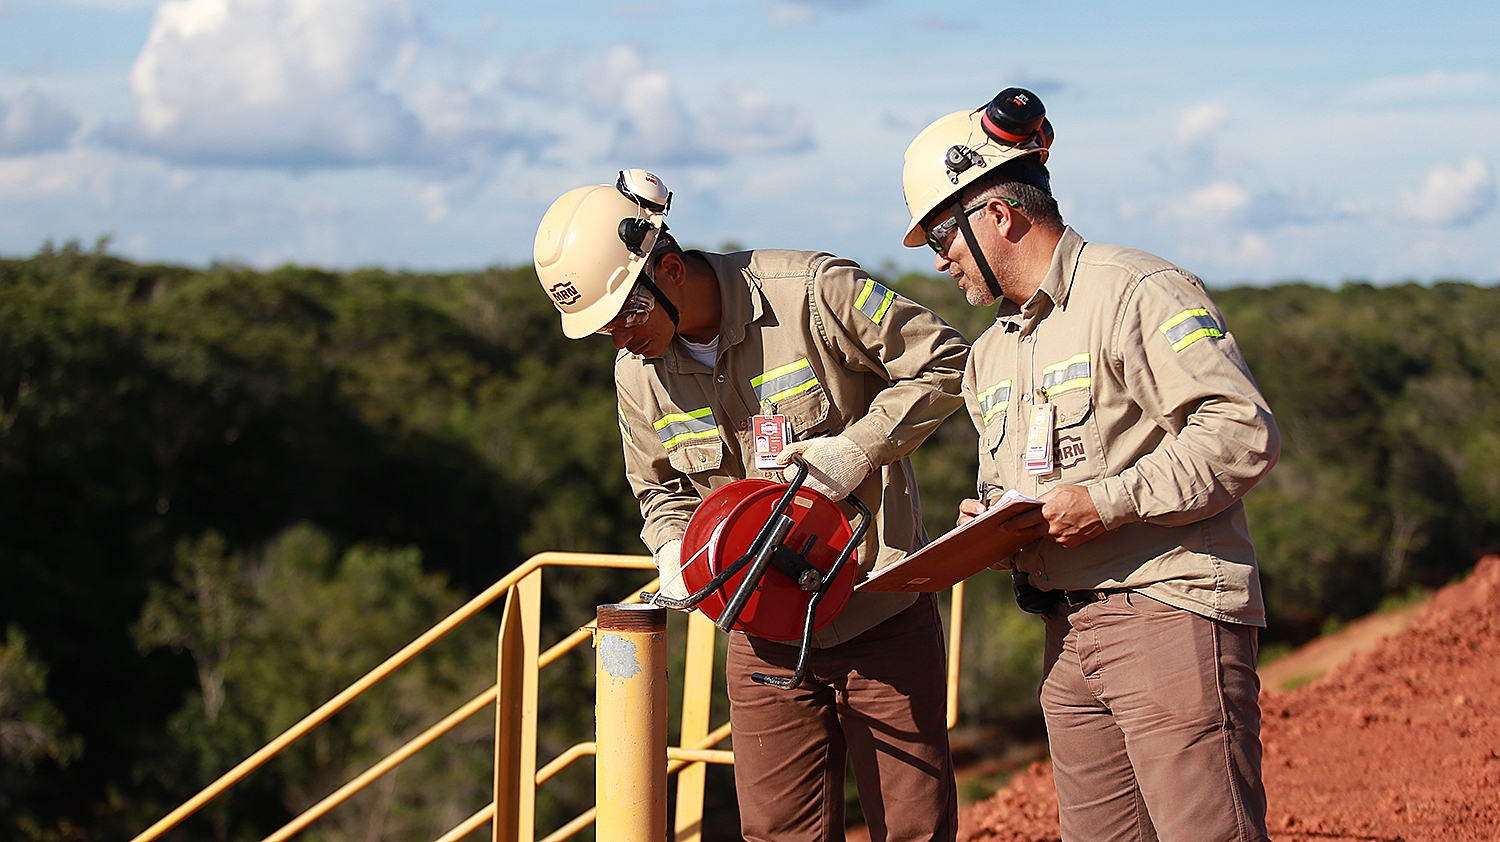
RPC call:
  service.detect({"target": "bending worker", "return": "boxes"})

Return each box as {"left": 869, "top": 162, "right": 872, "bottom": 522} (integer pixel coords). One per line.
{"left": 534, "top": 170, "right": 969, "bottom": 842}
{"left": 899, "top": 90, "right": 1280, "bottom": 842}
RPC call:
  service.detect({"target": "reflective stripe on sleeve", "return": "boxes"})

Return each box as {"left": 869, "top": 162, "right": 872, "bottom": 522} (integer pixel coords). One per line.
{"left": 978, "top": 379, "right": 1012, "bottom": 425}
{"left": 751, "top": 358, "right": 819, "bottom": 406}
{"left": 1041, "top": 353, "right": 1091, "bottom": 396}
{"left": 654, "top": 407, "right": 717, "bottom": 448}
{"left": 617, "top": 404, "right": 633, "bottom": 442}
{"left": 1159, "top": 308, "right": 1224, "bottom": 352}
{"left": 854, "top": 278, "right": 896, "bottom": 325}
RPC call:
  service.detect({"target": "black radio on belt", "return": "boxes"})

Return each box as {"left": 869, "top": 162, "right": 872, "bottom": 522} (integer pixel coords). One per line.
{"left": 1012, "top": 571, "right": 1056, "bottom": 615}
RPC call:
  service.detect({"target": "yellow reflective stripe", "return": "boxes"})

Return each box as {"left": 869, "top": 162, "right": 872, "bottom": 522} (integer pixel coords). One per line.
{"left": 751, "top": 358, "right": 819, "bottom": 405}
{"left": 617, "top": 404, "right": 632, "bottom": 442}
{"left": 1041, "top": 353, "right": 1091, "bottom": 396}
{"left": 979, "top": 380, "right": 1012, "bottom": 424}
{"left": 1159, "top": 308, "right": 1224, "bottom": 352}
{"left": 654, "top": 407, "right": 717, "bottom": 448}
{"left": 854, "top": 279, "right": 896, "bottom": 325}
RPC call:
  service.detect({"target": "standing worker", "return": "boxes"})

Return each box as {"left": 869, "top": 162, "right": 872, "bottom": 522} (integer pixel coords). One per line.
{"left": 534, "top": 170, "right": 969, "bottom": 842}
{"left": 898, "top": 90, "right": 1280, "bottom": 842}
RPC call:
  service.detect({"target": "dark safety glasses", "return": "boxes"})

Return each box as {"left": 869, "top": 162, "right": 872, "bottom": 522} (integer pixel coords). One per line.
{"left": 923, "top": 196, "right": 1019, "bottom": 255}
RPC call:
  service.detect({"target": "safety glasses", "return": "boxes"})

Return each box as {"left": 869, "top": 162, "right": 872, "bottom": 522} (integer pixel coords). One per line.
{"left": 923, "top": 196, "right": 1019, "bottom": 255}
{"left": 923, "top": 201, "right": 988, "bottom": 255}
{"left": 596, "top": 280, "right": 656, "bottom": 335}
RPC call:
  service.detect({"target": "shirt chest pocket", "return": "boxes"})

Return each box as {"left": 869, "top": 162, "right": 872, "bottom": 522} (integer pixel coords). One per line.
{"left": 1049, "top": 390, "right": 1101, "bottom": 481}
{"left": 978, "top": 379, "right": 1012, "bottom": 462}
{"left": 655, "top": 408, "right": 724, "bottom": 475}
{"left": 751, "top": 357, "right": 830, "bottom": 437}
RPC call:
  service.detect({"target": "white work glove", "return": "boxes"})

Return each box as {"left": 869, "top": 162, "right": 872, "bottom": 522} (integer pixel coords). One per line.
{"left": 776, "top": 435, "right": 873, "bottom": 502}
{"left": 651, "top": 538, "right": 691, "bottom": 601}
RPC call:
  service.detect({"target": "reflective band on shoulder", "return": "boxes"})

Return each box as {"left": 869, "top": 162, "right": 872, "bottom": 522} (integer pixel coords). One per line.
{"left": 979, "top": 379, "right": 1012, "bottom": 424}
{"left": 1159, "top": 308, "right": 1224, "bottom": 352}
{"left": 1041, "top": 353, "right": 1091, "bottom": 396}
{"left": 854, "top": 278, "right": 896, "bottom": 325}
{"left": 654, "top": 407, "right": 717, "bottom": 448}
{"left": 751, "top": 358, "right": 819, "bottom": 406}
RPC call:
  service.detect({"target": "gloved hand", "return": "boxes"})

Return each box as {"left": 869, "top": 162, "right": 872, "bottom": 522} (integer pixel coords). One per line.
{"left": 776, "top": 435, "right": 873, "bottom": 501}
{"left": 652, "top": 538, "right": 691, "bottom": 600}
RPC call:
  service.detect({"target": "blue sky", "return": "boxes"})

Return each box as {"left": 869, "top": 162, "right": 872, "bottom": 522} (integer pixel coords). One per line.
{"left": 2, "top": 0, "right": 1497, "bottom": 285}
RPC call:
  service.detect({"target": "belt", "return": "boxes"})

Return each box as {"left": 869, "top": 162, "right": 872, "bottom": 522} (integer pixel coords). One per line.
{"left": 1055, "top": 588, "right": 1129, "bottom": 608}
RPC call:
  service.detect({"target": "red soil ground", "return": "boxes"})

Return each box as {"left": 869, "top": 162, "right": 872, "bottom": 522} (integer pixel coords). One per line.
{"left": 956, "top": 555, "right": 1500, "bottom": 842}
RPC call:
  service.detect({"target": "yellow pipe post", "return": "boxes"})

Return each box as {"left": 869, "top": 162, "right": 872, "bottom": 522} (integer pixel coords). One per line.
{"left": 594, "top": 603, "right": 668, "bottom": 842}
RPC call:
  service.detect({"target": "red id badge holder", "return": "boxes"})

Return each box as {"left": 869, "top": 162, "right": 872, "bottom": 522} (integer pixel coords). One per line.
{"left": 752, "top": 413, "right": 791, "bottom": 471}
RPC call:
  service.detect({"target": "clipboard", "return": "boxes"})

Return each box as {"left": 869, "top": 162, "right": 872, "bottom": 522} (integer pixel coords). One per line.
{"left": 856, "top": 489, "right": 1042, "bottom": 593}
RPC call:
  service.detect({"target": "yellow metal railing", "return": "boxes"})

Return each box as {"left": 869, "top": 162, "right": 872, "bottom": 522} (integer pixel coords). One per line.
{"left": 130, "top": 551, "right": 967, "bottom": 842}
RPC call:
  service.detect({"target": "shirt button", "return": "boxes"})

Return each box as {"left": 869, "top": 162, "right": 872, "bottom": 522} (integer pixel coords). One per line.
{"left": 697, "top": 453, "right": 707, "bottom": 463}
{"left": 739, "top": 420, "right": 748, "bottom": 431}
{"left": 794, "top": 415, "right": 804, "bottom": 425}
{"left": 716, "top": 374, "right": 726, "bottom": 383}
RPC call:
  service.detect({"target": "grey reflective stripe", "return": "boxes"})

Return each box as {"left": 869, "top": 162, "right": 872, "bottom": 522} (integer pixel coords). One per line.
{"left": 1041, "top": 353, "right": 1090, "bottom": 396}
{"left": 854, "top": 278, "right": 896, "bottom": 324}
{"left": 617, "top": 404, "right": 632, "bottom": 442}
{"left": 654, "top": 407, "right": 717, "bottom": 448}
{"left": 751, "top": 359, "right": 819, "bottom": 406}
{"left": 978, "top": 380, "right": 1011, "bottom": 424}
{"left": 1159, "top": 308, "right": 1224, "bottom": 352}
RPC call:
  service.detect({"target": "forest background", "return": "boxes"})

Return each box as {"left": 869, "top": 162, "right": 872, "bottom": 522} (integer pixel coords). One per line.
{"left": 3, "top": 239, "right": 1499, "bottom": 841}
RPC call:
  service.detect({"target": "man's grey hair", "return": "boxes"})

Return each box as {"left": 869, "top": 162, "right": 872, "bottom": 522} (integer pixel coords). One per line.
{"left": 957, "top": 159, "right": 1064, "bottom": 229}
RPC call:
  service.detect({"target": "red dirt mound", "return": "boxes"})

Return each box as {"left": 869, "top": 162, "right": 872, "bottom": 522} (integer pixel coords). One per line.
{"left": 957, "top": 555, "right": 1500, "bottom": 842}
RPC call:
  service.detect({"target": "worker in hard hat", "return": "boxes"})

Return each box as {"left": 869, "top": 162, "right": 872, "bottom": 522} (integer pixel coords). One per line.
{"left": 899, "top": 90, "right": 1279, "bottom": 842}
{"left": 535, "top": 169, "right": 968, "bottom": 842}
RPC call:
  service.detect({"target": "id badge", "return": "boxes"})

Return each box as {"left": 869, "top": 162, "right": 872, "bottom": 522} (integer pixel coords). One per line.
{"left": 1025, "top": 399, "right": 1054, "bottom": 476}
{"left": 752, "top": 414, "right": 791, "bottom": 470}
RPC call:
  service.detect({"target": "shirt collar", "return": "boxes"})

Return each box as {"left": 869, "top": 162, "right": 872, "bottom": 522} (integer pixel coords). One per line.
{"left": 1001, "top": 226, "right": 1084, "bottom": 337}
{"left": 656, "top": 250, "right": 761, "bottom": 374}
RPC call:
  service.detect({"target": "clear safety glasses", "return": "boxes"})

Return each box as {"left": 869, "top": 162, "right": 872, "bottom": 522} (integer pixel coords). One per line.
{"left": 595, "top": 280, "right": 656, "bottom": 335}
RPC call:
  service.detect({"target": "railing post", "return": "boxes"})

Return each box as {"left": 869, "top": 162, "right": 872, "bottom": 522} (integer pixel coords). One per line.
{"left": 595, "top": 603, "right": 668, "bottom": 842}
{"left": 673, "top": 611, "right": 718, "bottom": 842}
{"left": 495, "top": 570, "right": 541, "bottom": 842}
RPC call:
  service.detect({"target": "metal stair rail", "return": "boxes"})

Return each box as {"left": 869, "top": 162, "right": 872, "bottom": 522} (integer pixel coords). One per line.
{"left": 129, "top": 551, "right": 969, "bottom": 842}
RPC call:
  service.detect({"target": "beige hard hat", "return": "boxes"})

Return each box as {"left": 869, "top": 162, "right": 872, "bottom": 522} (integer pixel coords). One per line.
{"left": 901, "top": 108, "right": 1050, "bottom": 248}
{"left": 534, "top": 171, "right": 670, "bottom": 338}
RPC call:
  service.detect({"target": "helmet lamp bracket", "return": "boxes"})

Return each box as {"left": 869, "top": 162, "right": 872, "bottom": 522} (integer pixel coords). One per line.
{"left": 944, "top": 145, "right": 985, "bottom": 184}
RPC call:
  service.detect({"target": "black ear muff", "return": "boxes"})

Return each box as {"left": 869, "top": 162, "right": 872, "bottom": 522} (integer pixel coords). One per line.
{"left": 981, "top": 87, "right": 1047, "bottom": 147}
{"left": 618, "top": 218, "right": 654, "bottom": 256}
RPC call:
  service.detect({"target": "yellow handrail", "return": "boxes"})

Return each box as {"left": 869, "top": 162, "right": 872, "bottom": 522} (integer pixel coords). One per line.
{"left": 130, "top": 551, "right": 965, "bottom": 842}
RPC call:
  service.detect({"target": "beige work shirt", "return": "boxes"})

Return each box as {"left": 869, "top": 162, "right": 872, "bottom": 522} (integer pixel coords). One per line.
{"left": 965, "top": 228, "right": 1280, "bottom": 626}
{"left": 617, "top": 249, "right": 970, "bottom": 645}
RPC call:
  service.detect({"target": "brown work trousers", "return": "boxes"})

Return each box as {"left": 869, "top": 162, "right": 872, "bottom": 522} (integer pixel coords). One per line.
{"left": 1041, "top": 591, "right": 1268, "bottom": 842}
{"left": 726, "top": 592, "right": 958, "bottom": 842}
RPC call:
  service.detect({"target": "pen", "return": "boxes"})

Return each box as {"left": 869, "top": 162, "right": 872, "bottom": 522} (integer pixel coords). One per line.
{"left": 978, "top": 481, "right": 992, "bottom": 508}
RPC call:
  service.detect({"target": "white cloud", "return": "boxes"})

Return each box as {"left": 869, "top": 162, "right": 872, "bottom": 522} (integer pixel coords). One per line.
{"left": 765, "top": 0, "right": 872, "bottom": 27}
{"left": 102, "top": 0, "right": 538, "bottom": 169}
{"left": 1176, "top": 102, "right": 1228, "bottom": 148}
{"left": 1401, "top": 156, "right": 1497, "bottom": 228}
{"left": 0, "top": 89, "right": 81, "bottom": 155}
{"left": 503, "top": 43, "right": 813, "bottom": 167}
{"left": 1184, "top": 180, "right": 1249, "bottom": 220}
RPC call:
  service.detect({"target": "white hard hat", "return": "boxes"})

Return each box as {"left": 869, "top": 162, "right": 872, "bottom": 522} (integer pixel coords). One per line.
{"left": 901, "top": 100, "right": 1050, "bottom": 248}
{"left": 534, "top": 170, "right": 671, "bottom": 339}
